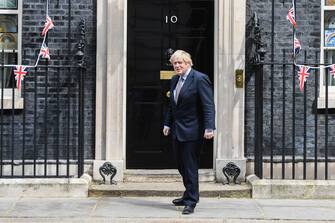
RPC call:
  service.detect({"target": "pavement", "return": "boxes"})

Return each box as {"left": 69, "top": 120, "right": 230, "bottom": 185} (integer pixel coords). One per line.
{"left": 0, "top": 197, "right": 335, "bottom": 222}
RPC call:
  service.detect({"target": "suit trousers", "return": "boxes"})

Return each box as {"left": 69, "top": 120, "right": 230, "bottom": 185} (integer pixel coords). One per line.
{"left": 172, "top": 136, "right": 201, "bottom": 207}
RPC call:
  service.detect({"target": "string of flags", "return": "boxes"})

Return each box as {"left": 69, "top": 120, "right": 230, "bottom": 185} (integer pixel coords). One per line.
{"left": 287, "top": 0, "right": 334, "bottom": 92}
{"left": 6, "top": 0, "right": 53, "bottom": 90}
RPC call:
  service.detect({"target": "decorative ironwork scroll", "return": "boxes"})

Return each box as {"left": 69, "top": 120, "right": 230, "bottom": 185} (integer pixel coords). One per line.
{"left": 99, "top": 162, "right": 117, "bottom": 185}
{"left": 222, "top": 162, "right": 241, "bottom": 185}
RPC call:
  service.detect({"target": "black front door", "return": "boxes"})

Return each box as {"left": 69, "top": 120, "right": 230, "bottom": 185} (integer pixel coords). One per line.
{"left": 127, "top": 0, "right": 214, "bottom": 169}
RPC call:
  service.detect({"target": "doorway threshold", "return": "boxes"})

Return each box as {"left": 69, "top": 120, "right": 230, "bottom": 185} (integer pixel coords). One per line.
{"left": 124, "top": 169, "right": 215, "bottom": 183}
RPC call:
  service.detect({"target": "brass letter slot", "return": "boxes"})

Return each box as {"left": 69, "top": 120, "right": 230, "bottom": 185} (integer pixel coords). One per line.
{"left": 160, "top": 70, "right": 175, "bottom": 80}
{"left": 235, "top": 69, "right": 244, "bottom": 88}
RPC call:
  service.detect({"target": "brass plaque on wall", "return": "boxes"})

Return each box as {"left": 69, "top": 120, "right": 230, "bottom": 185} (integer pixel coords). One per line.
{"left": 160, "top": 70, "right": 175, "bottom": 80}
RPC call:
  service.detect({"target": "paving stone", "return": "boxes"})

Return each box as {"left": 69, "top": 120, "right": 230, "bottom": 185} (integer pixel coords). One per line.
{"left": 255, "top": 199, "right": 335, "bottom": 208}
{"left": 7, "top": 198, "right": 97, "bottom": 217}
{"left": 0, "top": 197, "right": 334, "bottom": 222}
{"left": 261, "top": 206, "right": 335, "bottom": 221}
{"left": 0, "top": 199, "right": 17, "bottom": 215}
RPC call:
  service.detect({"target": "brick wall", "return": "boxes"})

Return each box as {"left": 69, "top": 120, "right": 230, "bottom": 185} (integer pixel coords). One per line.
{"left": 0, "top": 0, "right": 96, "bottom": 161}
{"left": 244, "top": 0, "right": 335, "bottom": 159}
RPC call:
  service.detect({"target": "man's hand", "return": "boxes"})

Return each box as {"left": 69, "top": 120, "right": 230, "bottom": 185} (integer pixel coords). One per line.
{"left": 204, "top": 129, "right": 214, "bottom": 139}
{"left": 163, "top": 126, "right": 170, "bottom": 136}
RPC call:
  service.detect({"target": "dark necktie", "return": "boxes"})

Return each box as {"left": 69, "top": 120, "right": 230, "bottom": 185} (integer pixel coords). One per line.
{"left": 174, "top": 77, "right": 184, "bottom": 103}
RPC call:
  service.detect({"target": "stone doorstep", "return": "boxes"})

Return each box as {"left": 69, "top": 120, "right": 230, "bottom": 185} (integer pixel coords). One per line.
{"left": 0, "top": 174, "right": 92, "bottom": 198}
{"left": 88, "top": 182, "right": 252, "bottom": 198}
{"left": 123, "top": 169, "right": 215, "bottom": 183}
{"left": 247, "top": 174, "right": 335, "bottom": 199}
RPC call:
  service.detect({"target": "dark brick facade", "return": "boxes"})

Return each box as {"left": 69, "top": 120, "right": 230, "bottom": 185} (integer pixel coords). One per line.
{"left": 245, "top": 0, "right": 335, "bottom": 159}
{"left": 4, "top": 0, "right": 331, "bottom": 166}
{"left": 0, "top": 0, "right": 96, "bottom": 161}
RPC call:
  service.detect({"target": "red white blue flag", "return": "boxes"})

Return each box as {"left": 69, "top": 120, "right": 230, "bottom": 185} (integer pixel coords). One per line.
{"left": 297, "top": 65, "right": 310, "bottom": 92}
{"left": 287, "top": 8, "right": 296, "bottom": 27}
{"left": 41, "top": 16, "right": 54, "bottom": 36}
{"left": 14, "top": 65, "right": 28, "bottom": 90}
{"left": 294, "top": 36, "right": 301, "bottom": 56}
{"left": 39, "top": 43, "right": 50, "bottom": 60}
{"left": 329, "top": 64, "right": 335, "bottom": 79}
{"left": 287, "top": 1, "right": 296, "bottom": 28}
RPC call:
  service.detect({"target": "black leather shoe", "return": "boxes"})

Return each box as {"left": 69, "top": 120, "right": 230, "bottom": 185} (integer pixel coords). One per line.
{"left": 172, "top": 198, "right": 185, "bottom": 206}
{"left": 182, "top": 206, "right": 194, "bottom": 215}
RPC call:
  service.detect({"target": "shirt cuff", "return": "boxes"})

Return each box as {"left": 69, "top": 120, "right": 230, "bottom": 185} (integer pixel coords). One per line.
{"left": 205, "top": 129, "right": 213, "bottom": 133}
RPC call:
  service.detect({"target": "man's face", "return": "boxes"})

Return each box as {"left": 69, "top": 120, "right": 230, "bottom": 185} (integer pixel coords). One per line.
{"left": 172, "top": 59, "right": 190, "bottom": 76}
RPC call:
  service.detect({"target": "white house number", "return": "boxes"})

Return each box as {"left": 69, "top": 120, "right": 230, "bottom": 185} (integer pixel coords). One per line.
{"left": 165, "top": 15, "right": 178, "bottom": 24}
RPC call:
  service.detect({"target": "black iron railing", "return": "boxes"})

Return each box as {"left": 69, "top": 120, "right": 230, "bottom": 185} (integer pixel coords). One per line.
{"left": 249, "top": 9, "right": 335, "bottom": 180}
{"left": 0, "top": 1, "right": 87, "bottom": 178}
{"left": 0, "top": 62, "right": 85, "bottom": 178}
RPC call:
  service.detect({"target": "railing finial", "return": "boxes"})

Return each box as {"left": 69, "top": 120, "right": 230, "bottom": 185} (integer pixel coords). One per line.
{"left": 252, "top": 12, "right": 266, "bottom": 66}
{"left": 76, "top": 18, "right": 86, "bottom": 68}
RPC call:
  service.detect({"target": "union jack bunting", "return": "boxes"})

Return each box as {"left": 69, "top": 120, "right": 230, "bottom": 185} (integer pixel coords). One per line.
{"left": 329, "top": 64, "right": 335, "bottom": 79}
{"left": 14, "top": 65, "right": 28, "bottom": 90}
{"left": 294, "top": 36, "right": 301, "bottom": 56}
{"left": 39, "top": 43, "right": 50, "bottom": 60}
{"left": 287, "top": 7, "right": 296, "bottom": 27}
{"left": 41, "top": 16, "right": 54, "bottom": 36}
{"left": 297, "top": 65, "right": 310, "bottom": 92}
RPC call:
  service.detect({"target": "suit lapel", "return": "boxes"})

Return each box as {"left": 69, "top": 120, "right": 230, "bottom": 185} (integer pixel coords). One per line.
{"left": 177, "top": 69, "right": 194, "bottom": 105}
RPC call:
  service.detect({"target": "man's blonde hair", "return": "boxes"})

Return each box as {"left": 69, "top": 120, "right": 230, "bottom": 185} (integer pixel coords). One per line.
{"left": 169, "top": 50, "right": 193, "bottom": 66}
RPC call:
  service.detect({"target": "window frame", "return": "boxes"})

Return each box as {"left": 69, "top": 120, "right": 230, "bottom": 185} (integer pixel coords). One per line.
{"left": 320, "top": 0, "right": 335, "bottom": 107}
{"left": 0, "top": 0, "right": 22, "bottom": 109}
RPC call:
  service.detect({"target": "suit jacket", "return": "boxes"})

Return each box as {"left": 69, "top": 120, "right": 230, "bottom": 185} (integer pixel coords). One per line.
{"left": 164, "top": 69, "right": 215, "bottom": 142}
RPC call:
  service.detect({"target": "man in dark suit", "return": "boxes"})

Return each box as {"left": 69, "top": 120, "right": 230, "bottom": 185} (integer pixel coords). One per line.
{"left": 163, "top": 50, "right": 215, "bottom": 214}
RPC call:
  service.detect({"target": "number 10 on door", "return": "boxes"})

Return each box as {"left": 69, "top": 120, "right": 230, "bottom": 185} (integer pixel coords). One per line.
{"left": 165, "top": 15, "right": 178, "bottom": 24}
